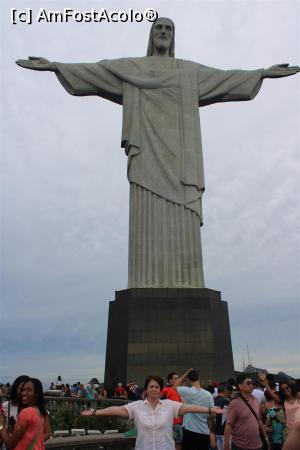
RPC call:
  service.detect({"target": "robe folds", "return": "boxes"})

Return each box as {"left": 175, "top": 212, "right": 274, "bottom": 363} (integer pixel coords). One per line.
{"left": 55, "top": 57, "right": 263, "bottom": 287}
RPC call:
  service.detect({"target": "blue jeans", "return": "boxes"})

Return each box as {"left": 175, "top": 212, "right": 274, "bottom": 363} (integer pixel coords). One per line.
{"left": 216, "top": 435, "right": 225, "bottom": 450}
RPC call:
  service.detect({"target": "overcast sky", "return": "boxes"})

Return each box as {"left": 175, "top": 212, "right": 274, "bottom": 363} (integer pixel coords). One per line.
{"left": 1, "top": 0, "right": 299, "bottom": 387}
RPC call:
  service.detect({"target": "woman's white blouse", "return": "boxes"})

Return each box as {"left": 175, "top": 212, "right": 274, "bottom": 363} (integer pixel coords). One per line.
{"left": 125, "top": 399, "right": 182, "bottom": 450}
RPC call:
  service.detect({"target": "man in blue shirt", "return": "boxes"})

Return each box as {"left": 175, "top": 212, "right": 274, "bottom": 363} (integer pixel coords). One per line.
{"left": 174, "top": 369, "right": 214, "bottom": 450}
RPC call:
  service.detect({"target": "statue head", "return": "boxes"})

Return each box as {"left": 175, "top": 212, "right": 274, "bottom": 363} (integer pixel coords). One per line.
{"left": 147, "top": 17, "right": 175, "bottom": 57}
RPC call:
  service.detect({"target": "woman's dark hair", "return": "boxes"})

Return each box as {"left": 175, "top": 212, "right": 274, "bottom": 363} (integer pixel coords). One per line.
{"left": 143, "top": 375, "right": 164, "bottom": 391}
{"left": 167, "top": 372, "right": 178, "bottom": 383}
{"left": 146, "top": 17, "right": 175, "bottom": 57}
{"left": 295, "top": 379, "right": 300, "bottom": 393}
{"left": 9, "top": 375, "right": 30, "bottom": 405}
{"left": 18, "top": 378, "right": 47, "bottom": 416}
{"left": 278, "top": 381, "right": 297, "bottom": 404}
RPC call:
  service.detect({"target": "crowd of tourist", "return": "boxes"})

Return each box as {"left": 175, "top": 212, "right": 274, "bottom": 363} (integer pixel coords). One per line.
{"left": 1, "top": 370, "right": 300, "bottom": 450}
{"left": 47, "top": 379, "right": 140, "bottom": 400}
{"left": 45, "top": 378, "right": 147, "bottom": 401}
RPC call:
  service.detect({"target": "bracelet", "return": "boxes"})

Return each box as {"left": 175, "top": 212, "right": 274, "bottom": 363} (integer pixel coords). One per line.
{"left": 209, "top": 407, "right": 211, "bottom": 414}
{"left": 92, "top": 409, "right": 97, "bottom": 416}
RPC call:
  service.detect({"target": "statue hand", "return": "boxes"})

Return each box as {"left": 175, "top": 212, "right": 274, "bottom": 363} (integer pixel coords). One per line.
{"left": 263, "top": 63, "right": 300, "bottom": 79}
{"left": 15, "top": 56, "right": 56, "bottom": 72}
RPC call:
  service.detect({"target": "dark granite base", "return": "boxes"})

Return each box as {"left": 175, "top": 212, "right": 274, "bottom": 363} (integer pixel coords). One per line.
{"left": 104, "top": 288, "right": 234, "bottom": 389}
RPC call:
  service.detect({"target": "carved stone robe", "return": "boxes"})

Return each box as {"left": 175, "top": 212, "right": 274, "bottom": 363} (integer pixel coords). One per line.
{"left": 55, "top": 56, "right": 263, "bottom": 287}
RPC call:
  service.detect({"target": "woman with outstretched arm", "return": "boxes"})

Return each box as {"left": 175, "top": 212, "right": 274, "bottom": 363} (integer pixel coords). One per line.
{"left": 81, "top": 374, "right": 223, "bottom": 450}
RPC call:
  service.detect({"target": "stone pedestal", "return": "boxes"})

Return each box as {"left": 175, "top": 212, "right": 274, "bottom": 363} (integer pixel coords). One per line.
{"left": 104, "top": 288, "right": 234, "bottom": 389}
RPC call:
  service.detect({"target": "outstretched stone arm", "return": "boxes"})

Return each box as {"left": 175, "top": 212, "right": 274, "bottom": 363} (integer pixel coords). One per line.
{"left": 262, "top": 63, "right": 299, "bottom": 78}
{"left": 198, "top": 62, "right": 299, "bottom": 107}
{"left": 16, "top": 56, "right": 57, "bottom": 72}
{"left": 16, "top": 57, "right": 123, "bottom": 104}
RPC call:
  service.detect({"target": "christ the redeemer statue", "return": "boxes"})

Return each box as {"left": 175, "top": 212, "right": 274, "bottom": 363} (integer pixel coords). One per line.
{"left": 16, "top": 18, "right": 299, "bottom": 289}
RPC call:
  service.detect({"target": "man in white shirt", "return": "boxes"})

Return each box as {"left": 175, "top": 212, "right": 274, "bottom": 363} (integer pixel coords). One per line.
{"left": 174, "top": 369, "right": 214, "bottom": 450}
{"left": 252, "top": 379, "right": 266, "bottom": 404}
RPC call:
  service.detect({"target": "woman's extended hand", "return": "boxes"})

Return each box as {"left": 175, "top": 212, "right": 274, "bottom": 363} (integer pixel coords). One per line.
{"left": 211, "top": 406, "right": 224, "bottom": 415}
{"left": 81, "top": 409, "right": 95, "bottom": 416}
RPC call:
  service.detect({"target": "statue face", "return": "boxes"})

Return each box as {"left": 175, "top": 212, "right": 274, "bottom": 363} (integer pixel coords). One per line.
{"left": 152, "top": 18, "right": 174, "bottom": 53}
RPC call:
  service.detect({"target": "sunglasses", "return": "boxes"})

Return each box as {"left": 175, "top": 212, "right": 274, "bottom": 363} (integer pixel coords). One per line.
{"left": 281, "top": 386, "right": 291, "bottom": 392}
{"left": 245, "top": 381, "right": 253, "bottom": 386}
